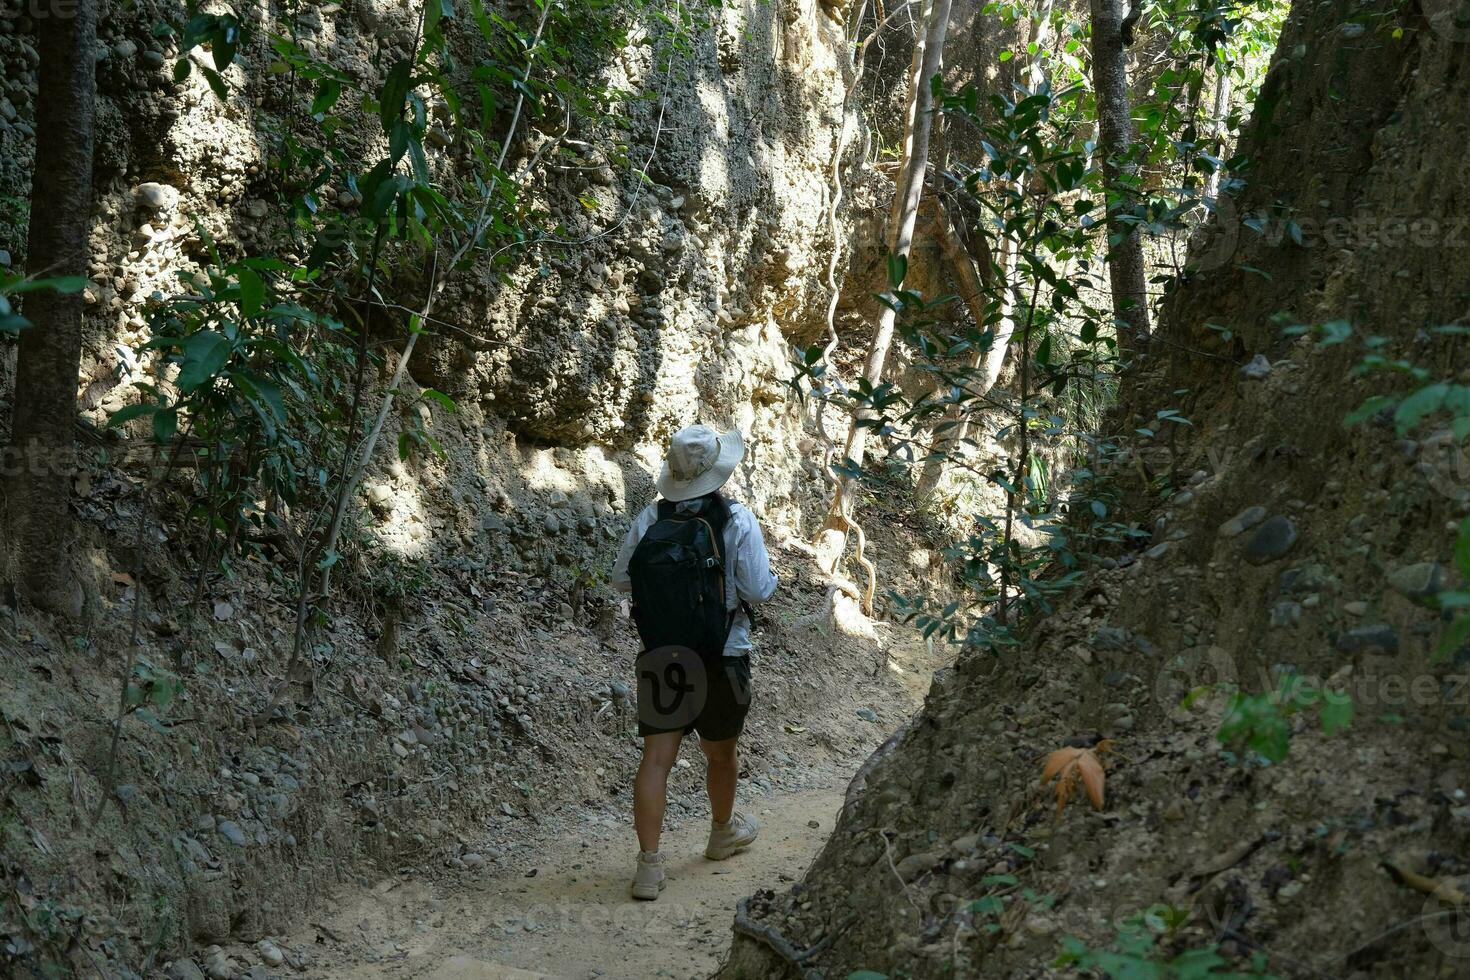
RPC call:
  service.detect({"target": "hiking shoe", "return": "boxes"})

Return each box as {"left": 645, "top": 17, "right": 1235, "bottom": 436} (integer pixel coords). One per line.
{"left": 630, "top": 851, "right": 665, "bottom": 900}
{"left": 705, "top": 811, "right": 759, "bottom": 860}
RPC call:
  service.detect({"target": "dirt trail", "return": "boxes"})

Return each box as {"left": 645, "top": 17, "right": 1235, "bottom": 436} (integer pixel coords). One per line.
{"left": 282, "top": 598, "right": 948, "bottom": 979}
{"left": 293, "top": 784, "right": 848, "bottom": 980}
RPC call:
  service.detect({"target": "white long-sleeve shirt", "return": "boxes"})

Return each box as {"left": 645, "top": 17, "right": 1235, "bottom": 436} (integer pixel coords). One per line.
{"left": 611, "top": 498, "right": 778, "bottom": 656}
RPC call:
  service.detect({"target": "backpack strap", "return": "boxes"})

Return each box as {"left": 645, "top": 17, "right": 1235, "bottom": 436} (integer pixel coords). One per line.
{"left": 709, "top": 494, "right": 759, "bottom": 634}
{"left": 655, "top": 499, "right": 675, "bottom": 522}
{"left": 705, "top": 492, "right": 732, "bottom": 534}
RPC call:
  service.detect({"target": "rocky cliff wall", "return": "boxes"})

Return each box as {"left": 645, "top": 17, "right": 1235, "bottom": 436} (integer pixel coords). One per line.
{"left": 0, "top": 1, "right": 907, "bottom": 972}
{"left": 723, "top": 2, "right": 1470, "bottom": 976}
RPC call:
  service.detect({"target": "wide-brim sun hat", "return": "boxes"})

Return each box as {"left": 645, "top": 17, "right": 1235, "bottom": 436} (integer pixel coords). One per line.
{"left": 656, "top": 424, "right": 745, "bottom": 502}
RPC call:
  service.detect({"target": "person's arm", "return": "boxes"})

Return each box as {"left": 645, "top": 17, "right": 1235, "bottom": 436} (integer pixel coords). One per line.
{"left": 611, "top": 505, "right": 655, "bottom": 593}
{"left": 733, "top": 509, "right": 778, "bottom": 604}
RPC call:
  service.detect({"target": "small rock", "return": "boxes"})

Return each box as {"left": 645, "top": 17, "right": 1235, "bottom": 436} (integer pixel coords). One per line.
{"left": 807, "top": 819, "right": 820, "bottom": 829}
{"left": 135, "top": 182, "right": 175, "bottom": 210}
{"left": 1388, "top": 562, "right": 1447, "bottom": 599}
{"left": 1335, "top": 625, "right": 1399, "bottom": 654}
{"left": 1244, "top": 516, "right": 1298, "bottom": 564}
{"left": 462, "top": 852, "right": 486, "bottom": 869}
{"left": 113, "top": 39, "right": 138, "bottom": 59}
{"left": 256, "top": 940, "right": 285, "bottom": 968}
{"left": 1343, "top": 600, "right": 1368, "bottom": 616}
{"left": 1025, "top": 916, "right": 1058, "bottom": 937}
{"left": 855, "top": 707, "right": 879, "bottom": 722}
{"left": 368, "top": 483, "right": 394, "bottom": 514}
{"left": 1218, "top": 505, "right": 1267, "bottom": 538}
{"left": 1145, "top": 542, "right": 1170, "bottom": 560}
{"left": 894, "top": 852, "right": 938, "bottom": 881}
{"left": 1240, "top": 354, "right": 1272, "bottom": 380}
{"left": 166, "top": 960, "right": 208, "bottom": 980}
{"left": 1269, "top": 601, "right": 1301, "bottom": 628}
{"left": 203, "top": 950, "right": 234, "bottom": 980}
{"left": 217, "top": 820, "right": 247, "bottom": 846}
{"left": 0, "top": 250, "right": 10, "bottom": 268}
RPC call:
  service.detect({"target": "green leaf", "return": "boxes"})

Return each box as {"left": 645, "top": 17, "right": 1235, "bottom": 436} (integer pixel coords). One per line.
{"left": 886, "top": 252, "right": 908, "bottom": 288}
{"left": 1320, "top": 695, "right": 1353, "bottom": 737}
{"left": 133, "top": 708, "right": 173, "bottom": 734}
{"left": 422, "top": 388, "right": 458, "bottom": 413}
{"left": 1318, "top": 319, "right": 1353, "bottom": 345}
{"left": 409, "top": 136, "right": 431, "bottom": 184}
{"left": 1344, "top": 395, "right": 1396, "bottom": 427}
{"left": 380, "top": 60, "right": 414, "bottom": 131}
{"left": 153, "top": 407, "right": 179, "bottom": 444}
{"left": 107, "top": 403, "right": 159, "bottom": 427}
{"left": 1438, "top": 614, "right": 1470, "bottom": 662}
{"left": 1393, "top": 383, "right": 1448, "bottom": 435}
{"left": 173, "top": 57, "right": 192, "bottom": 82}
{"left": 312, "top": 78, "right": 343, "bottom": 116}
{"left": 389, "top": 119, "right": 410, "bottom": 162}
{"left": 200, "top": 65, "right": 229, "bottom": 101}
{"left": 213, "top": 21, "right": 240, "bottom": 71}
{"left": 969, "top": 896, "right": 1004, "bottom": 917}
{"left": 7, "top": 275, "right": 89, "bottom": 295}
{"left": 1456, "top": 516, "right": 1470, "bottom": 581}
{"left": 177, "top": 330, "right": 232, "bottom": 390}
{"left": 238, "top": 268, "right": 264, "bottom": 318}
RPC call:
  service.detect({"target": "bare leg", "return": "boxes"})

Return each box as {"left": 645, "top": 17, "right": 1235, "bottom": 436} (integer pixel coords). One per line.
{"left": 634, "top": 732, "right": 683, "bottom": 852}
{"left": 700, "top": 736, "right": 739, "bottom": 824}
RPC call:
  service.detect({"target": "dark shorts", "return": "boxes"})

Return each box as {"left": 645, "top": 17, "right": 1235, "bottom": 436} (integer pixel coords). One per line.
{"left": 635, "top": 649, "right": 752, "bottom": 741}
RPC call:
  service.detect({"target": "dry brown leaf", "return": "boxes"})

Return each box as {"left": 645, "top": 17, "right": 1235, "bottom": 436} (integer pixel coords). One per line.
{"left": 1040, "top": 740, "right": 1114, "bottom": 815}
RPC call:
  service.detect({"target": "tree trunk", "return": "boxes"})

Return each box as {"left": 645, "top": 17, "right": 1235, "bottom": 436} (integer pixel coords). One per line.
{"left": 1204, "top": 70, "right": 1232, "bottom": 201}
{"left": 828, "top": 0, "right": 952, "bottom": 523}
{"left": 1090, "top": 0, "right": 1151, "bottom": 339}
{"left": 915, "top": 0, "right": 1050, "bottom": 500}
{"left": 6, "top": 0, "right": 98, "bottom": 616}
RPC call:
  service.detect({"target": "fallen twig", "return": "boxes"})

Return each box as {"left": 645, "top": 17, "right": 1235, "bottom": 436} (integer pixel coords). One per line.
{"left": 1382, "top": 860, "right": 1468, "bottom": 906}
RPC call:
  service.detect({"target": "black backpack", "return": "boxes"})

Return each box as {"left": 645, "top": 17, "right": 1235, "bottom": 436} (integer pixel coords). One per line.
{"left": 628, "top": 494, "right": 742, "bottom": 658}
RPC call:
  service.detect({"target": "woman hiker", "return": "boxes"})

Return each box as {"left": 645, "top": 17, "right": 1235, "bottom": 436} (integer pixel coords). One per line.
{"left": 611, "top": 424, "right": 779, "bottom": 900}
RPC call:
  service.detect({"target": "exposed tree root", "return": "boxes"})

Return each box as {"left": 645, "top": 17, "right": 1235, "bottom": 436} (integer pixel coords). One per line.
{"left": 731, "top": 895, "right": 854, "bottom": 979}
{"left": 817, "top": 493, "right": 877, "bottom": 616}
